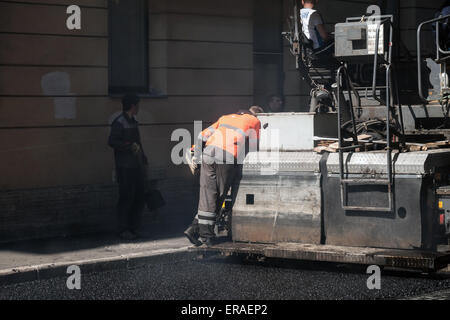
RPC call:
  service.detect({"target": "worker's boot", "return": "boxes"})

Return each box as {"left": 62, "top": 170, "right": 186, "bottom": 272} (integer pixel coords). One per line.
{"left": 199, "top": 237, "right": 216, "bottom": 247}
{"left": 184, "top": 225, "right": 202, "bottom": 247}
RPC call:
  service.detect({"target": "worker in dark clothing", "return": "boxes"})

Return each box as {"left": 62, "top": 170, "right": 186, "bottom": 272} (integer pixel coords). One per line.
{"left": 108, "top": 93, "right": 148, "bottom": 240}
{"left": 184, "top": 106, "right": 263, "bottom": 246}
{"left": 267, "top": 95, "right": 284, "bottom": 112}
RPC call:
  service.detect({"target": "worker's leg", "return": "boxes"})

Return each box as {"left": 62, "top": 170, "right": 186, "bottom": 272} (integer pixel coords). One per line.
{"left": 215, "top": 163, "right": 239, "bottom": 214}
{"left": 184, "top": 162, "right": 202, "bottom": 246}
{"left": 116, "top": 167, "right": 136, "bottom": 234}
{"left": 197, "top": 161, "right": 219, "bottom": 239}
{"left": 197, "top": 162, "right": 240, "bottom": 240}
{"left": 130, "top": 167, "right": 146, "bottom": 234}
{"left": 229, "top": 165, "right": 243, "bottom": 207}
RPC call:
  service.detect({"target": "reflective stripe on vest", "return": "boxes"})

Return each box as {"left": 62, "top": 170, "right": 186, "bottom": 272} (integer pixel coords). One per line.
{"left": 218, "top": 123, "right": 246, "bottom": 138}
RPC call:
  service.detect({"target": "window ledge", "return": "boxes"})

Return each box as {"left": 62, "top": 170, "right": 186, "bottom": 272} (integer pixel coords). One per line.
{"left": 108, "top": 93, "right": 168, "bottom": 99}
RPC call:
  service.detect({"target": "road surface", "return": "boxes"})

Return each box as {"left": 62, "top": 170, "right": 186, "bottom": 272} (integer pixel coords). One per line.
{"left": 1, "top": 254, "right": 449, "bottom": 300}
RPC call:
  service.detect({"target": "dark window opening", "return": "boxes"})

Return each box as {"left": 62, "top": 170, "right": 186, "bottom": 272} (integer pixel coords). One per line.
{"left": 253, "top": 0, "right": 284, "bottom": 108}
{"left": 246, "top": 194, "right": 255, "bottom": 205}
{"left": 109, "top": 0, "right": 149, "bottom": 95}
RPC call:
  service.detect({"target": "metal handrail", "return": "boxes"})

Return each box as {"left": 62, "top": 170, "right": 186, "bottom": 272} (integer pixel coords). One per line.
{"left": 385, "top": 64, "right": 393, "bottom": 195}
{"left": 372, "top": 18, "right": 394, "bottom": 103}
{"left": 390, "top": 64, "right": 406, "bottom": 146}
{"left": 336, "top": 65, "right": 394, "bottom": 213}
{"left": 336, "top": 15, "right": 397, "bottom": 212}
{"left": 336, "top": 65, "right": 359, "bottom": 148}
{"left": 417, "top": 14, "right": 450, "bottom": 102}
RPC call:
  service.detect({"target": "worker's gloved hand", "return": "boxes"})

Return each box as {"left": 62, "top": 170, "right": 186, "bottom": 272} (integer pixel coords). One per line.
{"left": 131, "top": 142, "right": 141, "bottom": 155}
{"left": 189, "top": 160, "right": 199, "bottom": 176}
{"left": 185, "top": 148, "right": 199, "bottom": 175}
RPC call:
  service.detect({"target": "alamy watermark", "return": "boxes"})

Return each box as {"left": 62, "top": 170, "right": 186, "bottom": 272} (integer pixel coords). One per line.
{"left": 366, "top": 265, "right": 381, "bottom": 290}
{"left": 66, "top": 5, "right": 81, "bottom": 30}
{"left": 66, "top": 265, "right": 81, "bottom": 290}
{"left": 170, "top": 121, "right": 281, "bottom": 174}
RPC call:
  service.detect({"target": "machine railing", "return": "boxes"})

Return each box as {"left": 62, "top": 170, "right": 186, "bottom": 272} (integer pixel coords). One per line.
{"left": 417, "top": 14, "right": 450, "bottom": 102}
{"left": 337, "top": 15, "right": 400, "bottom": 213}
{"left": 336, "top": 66, "right": 394, "bottom": 213}
{"left": 371, "top": 17, "right": 393, "bottom": 103}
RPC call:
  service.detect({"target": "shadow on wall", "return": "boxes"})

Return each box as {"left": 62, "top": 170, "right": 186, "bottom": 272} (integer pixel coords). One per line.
{"left": 0, "top": 178, "right": 199, "bottom": 251}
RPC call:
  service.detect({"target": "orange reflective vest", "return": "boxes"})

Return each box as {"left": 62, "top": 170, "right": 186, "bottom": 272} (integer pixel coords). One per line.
{"left": 200, "top": 113, "right": 261, "bottom": 159}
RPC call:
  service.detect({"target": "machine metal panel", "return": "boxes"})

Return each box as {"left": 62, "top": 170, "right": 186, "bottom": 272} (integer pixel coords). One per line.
{"left": 243, "top": 151, "right": 322, "bottom": 174}
{"left": 335, "top": 22, "right": 384, "bottom": 59}
{"left": 232, "top": 150, "right": 445, "bottom": 251}
{"left": 257, "top": 113, "right": 337, "bottom": 151}
{"left": 232, "top": 172, "right": 322, "bottom": 245}
{"left": 326, "top": 150, "right": 450, "bottom": 175}
{"left": 323, "top": 174, "right": 430, "bottom": 250}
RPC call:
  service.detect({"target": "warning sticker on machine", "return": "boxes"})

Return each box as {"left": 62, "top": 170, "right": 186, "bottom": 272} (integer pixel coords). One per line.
{"left": 367, "top": 23, "right": 384, "bottom": 55}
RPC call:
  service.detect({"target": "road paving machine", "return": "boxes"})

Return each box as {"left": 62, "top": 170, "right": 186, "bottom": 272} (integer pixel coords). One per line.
{"left": 197, "top": 2, "right": 450, "bottom": 272}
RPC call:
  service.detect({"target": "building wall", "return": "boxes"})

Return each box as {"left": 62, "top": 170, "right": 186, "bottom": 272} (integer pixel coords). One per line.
{"left": 399, "top": 0, "right": 447, "bottom": 56}
{"left": 0, "top": 0, "right": 253, "bottom": 242}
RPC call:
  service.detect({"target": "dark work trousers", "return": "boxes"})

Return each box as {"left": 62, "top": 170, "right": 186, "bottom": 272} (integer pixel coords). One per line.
{"left": 195, "top": 161, "right": 240, "bottom": 238}
{"left": 116, "top": 167, "right": 146, "bottom": 234}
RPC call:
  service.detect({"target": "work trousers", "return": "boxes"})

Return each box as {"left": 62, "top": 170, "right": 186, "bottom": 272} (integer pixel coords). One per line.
{"left": 195, "top": 160, "right": 240, "bottom": 238}
{"left": 116, "top": 167, "right": 146, "bottom": 233}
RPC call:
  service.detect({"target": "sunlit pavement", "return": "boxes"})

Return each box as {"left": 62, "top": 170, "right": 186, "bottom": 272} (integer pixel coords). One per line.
{"left": 0, "top": 235, "right": 191, "bottom": 286}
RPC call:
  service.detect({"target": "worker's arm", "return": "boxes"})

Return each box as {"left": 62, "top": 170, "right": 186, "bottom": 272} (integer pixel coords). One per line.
{"left": 247, "top": 120, "right": 261, "bottom": 153}
{"left": 316, "top": 23, "right": 330, "bottom": 43}
{"left": 200, "top": 119, "right": 220, "bottom": 142}
{"left": 193, "top": 119, "right": 221, "bottom": 161}
{"left": 137, "top": 129, "right": 149, "bottom": 166}
{"left": 310, "top": 12, "right": 330, "bottom": 44}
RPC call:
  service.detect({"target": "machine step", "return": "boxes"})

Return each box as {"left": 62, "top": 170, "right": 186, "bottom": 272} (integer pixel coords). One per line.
{"left": 341, "top": 179, "right": 390, "bottom": 185}
{"left": 193, "top": 241, "right": 450, "bottom": 271}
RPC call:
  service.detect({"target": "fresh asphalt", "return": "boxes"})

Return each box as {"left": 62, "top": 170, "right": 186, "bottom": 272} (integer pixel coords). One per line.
{"left": 1, "top": 253, "right": 450, "bottom": 300}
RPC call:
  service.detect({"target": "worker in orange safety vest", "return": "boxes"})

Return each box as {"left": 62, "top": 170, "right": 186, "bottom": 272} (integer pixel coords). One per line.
{"left": 184, "top": 106, "right": 264, "bottom": 246}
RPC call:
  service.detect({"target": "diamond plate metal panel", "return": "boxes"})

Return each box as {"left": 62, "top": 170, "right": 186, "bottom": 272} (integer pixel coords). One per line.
{"left": 243, "top": 150, "right": 450, "bottom": 175}
{"left": 326, "top": 150, "right": 450, "bottom": 175}
{"left": 243, "top": 151, "right": 323, "bottom": 174}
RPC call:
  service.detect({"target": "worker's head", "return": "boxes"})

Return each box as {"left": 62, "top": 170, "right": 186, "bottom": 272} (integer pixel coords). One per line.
{"left": 122, "top": 93, "right": 140, "bottom": 115}
{"left": 267, "top": 95, "right": 284, "bottom": 112}
{"left": 236, "top": 106, "right": 264, "bottom": 116}
{"left": 302, "top": 0, "right": 317, "bottom": 7}
{"left": 249, "top": 106, "right": 265, "bottom": 115}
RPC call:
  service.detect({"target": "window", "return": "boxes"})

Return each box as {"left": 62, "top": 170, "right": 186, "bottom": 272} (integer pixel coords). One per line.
{"left": 108, "top": 0, "right": 149, "bottom": 94}
{"left": 253, "top": 0, "right": 283, "bottom": 107}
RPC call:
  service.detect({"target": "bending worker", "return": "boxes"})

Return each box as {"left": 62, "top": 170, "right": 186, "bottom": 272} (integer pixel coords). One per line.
{"left": 184, "top": 106, "right": 264, "bottom": 246}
